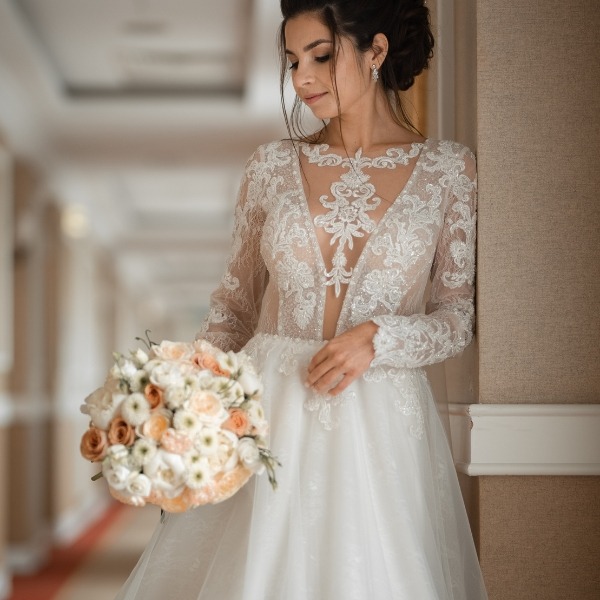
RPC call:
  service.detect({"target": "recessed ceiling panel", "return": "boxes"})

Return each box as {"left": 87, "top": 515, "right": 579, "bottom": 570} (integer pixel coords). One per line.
{"left": 15, "top": 0, "right": 251, "bottom": 95}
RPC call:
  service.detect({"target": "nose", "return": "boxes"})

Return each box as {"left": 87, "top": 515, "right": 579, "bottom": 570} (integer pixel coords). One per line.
{"left": 293, "top": 59, "right": 315, "bottom": 88}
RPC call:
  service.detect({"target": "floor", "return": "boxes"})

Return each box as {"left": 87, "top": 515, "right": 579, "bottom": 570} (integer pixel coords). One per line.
{"left": 8, "top": 503, "right": 160, "bottom": 600}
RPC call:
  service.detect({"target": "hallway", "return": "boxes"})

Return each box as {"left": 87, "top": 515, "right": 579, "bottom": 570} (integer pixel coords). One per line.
{"left": 10, "top": 503, "right": 159, "bottom": 600}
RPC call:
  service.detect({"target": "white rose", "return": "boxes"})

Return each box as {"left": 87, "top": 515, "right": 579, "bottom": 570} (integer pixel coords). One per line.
{"left": 81, "top": 387, "right": 122, "bottom": 430}
{"left": 164, "top": 386, "right": 188, "bottom": 410}
{"left": 119, "top": 359, "right": 137, "bottom": 380}
{"left": 218, "top": 350, "right": 240, "bottom": 373}
{"left": 106, "top": 443, "right": 129, "bottom": 463}
{"left": 148, "top": 361, "right": 192, "bottom": 390}
{"left": 128, "top": 370, "right": 150, "bottom": 392}
{"left": 245, "top": 400, "right": 269, "bottom": 437}
{"left": 152, "top": 340, "right": 194, "bottom": 361}
{"left": 143, "top": 449, "right": 187, "bottom": 498}
{"left": 237, "top": 369, "right": 263, "bottom": 397}
{"left": 131, "top": 348, "right": 149, "bottom": 368}
{"left": 103, "top": 462, "right": 134, "bottom": 490}
{"left": 125, "top": 472, "right": 152, "bottom": 498}
{"left": 236, "top": 437, "right": 264, "bottom": 473}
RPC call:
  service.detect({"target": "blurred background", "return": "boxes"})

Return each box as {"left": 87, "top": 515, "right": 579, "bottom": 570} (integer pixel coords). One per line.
{"left": 0, "top": 1, "right": 598, "bottom": 599}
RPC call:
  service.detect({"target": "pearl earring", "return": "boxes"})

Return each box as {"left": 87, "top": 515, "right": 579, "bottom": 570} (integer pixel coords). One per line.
{"left": 371, "top": 64, "right": 379, "bottom": 82}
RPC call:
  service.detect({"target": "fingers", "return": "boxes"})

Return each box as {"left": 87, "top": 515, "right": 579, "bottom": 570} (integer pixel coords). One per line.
{"left": 305, "top": 321, "right": 378, "bottom": 396}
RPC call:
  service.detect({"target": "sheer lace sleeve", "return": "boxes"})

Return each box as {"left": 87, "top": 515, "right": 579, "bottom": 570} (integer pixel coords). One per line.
{"left": 371, "top": 147, "right": 477, "bottom": 368}
{"left": 196, "top": 148, "right": 268, "bottom": 352}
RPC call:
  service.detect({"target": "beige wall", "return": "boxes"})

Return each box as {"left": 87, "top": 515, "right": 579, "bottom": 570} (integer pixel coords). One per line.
{"left": 476, "top": 1, "right": 600, "bottom": 598}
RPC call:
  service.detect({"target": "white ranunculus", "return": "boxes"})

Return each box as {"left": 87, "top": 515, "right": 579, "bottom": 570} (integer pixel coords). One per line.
{"left": 143, "top": 449, "right": 187, "bottom": 498}
{"left": 125, "top": 472, "right": 152, "bottom": 498}
{"left": 236, "top": 437, "right": 264, "bottom": 473}
{"left": 121, "top": 393, "right": 151, "bottom": 426}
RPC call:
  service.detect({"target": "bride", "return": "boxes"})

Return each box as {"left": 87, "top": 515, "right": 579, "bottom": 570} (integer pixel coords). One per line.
{"left": 116, "top": 0, "right": 487, "bottom": 598}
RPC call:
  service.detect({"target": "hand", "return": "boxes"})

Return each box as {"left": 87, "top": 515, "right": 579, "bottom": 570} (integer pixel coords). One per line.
{"left": 305, "top": 321, "right": 378, "bottom": 396}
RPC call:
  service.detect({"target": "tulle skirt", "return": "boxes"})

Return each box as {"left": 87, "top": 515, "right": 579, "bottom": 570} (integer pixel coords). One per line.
{"left": 115, "top": 334, "right": 487, "bottom": 600}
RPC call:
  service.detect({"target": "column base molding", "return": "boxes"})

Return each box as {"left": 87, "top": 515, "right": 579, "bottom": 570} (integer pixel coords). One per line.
{"left": 7, "top": 527, "right": 51, "bottom": 575}
{"left": 449, "top": 403, "right": 600, "bottom": 476}
{"left": 0, "top": 565, "right": 11, "bottom": 600}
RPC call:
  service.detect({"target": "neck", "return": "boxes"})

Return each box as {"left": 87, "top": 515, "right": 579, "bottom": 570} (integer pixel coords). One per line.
{"left": 321, "top": 90, "right": 423, "bottom": 153}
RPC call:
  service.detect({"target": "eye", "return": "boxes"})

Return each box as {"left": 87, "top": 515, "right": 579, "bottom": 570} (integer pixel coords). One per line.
{"left": 288, "top": 61, "right": 299, "bottom": 70}
{"left": 315, "top": 54, "right": 330, "bottom": 63}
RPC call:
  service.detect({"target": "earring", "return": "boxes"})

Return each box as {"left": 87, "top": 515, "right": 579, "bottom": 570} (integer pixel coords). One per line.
{"left": 371, "top": 64, "right": 379, "bottom": 82}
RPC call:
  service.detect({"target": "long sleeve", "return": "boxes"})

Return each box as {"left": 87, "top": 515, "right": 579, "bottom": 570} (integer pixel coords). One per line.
{"left": 371, "top": 147, "right": 477, "bottom": 369}
{"left": 196, "top": 148, "right": 268, "bottom": 352}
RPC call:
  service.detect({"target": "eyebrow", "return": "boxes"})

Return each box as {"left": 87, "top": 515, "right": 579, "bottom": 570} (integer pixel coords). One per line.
{"left": 285, "top": 39, "right": 333, "bottom": 55}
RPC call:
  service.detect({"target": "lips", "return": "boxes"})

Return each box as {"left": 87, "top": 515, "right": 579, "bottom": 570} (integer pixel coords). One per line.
{"left": 304, "top": 92, "right": 327, "bottom": 105}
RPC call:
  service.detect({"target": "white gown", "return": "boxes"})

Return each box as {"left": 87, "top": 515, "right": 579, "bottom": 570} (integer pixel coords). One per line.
{"left": 115, "top": 138, "right": 488, "bottom": 599}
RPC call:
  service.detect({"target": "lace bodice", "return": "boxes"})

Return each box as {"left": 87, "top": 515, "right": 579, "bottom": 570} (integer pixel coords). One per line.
{"left": 198, "top": 138, "right": 477, "bottom": 370}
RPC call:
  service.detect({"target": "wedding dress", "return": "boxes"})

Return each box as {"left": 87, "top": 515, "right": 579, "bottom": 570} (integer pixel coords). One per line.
{"left": 115, "top": 138, "right": 487, "bottom": 599}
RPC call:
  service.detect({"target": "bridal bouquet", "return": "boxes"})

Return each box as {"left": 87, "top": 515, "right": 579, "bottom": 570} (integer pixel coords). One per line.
{"left": 79, "top": 336, "right": 278, "bottom": 512}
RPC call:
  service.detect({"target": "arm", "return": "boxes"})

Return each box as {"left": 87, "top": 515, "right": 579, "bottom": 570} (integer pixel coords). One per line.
{"left": 371, "top": 147, "right": 477, "bottom": 368}
{"left": 196, "top": 149, "right": 268, "bottom": 352}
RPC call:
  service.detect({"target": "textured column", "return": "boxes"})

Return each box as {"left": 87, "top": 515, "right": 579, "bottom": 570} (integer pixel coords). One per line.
{"left": 476, "top": 1, "right": 600, "bottom": 598}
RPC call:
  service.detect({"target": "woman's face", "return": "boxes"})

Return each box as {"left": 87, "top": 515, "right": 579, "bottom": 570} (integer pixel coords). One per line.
{"left": 284, "top": 12, "right": 372, "bottom": 121}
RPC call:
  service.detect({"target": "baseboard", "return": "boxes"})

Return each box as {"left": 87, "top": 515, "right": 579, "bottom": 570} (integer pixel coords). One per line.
{"left": 53, "top": 490, "right": 112, "bottom": 545}
{"left": 449, "top": 403, "right": 600, "bottom": 476}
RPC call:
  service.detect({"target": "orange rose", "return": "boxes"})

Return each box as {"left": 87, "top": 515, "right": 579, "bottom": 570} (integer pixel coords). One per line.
{"left": 222, "top": 408, "right": 250, "bottom": 437}
{"left": 144, "top": 383, "right": 164, "bottom": 409}
{"left": 191, "top": 353, "right": 230, "bottom": 377}
{"left": 80, "top": 427, "right": 109, "bottom": 462}
{"left": 161, "top": 428, "right": 193, "bottom": 454}
{"left": 108, "top": 417, "right": 136, "bottom": 446}
{"left": 188, "top": 391, "right": 223, "bottom": 416}
{"left": 141, "top": 412, "right": 170, "bottom": 441}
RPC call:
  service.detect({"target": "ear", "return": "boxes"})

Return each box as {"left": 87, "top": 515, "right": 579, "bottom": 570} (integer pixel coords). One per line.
{"left": 371, "top": 33, "right": 389, "bottom": 68}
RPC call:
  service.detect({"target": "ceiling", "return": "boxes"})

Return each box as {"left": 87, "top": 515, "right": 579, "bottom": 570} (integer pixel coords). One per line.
{"left": 0, "top": 0, "right": 290, "bottom": 339}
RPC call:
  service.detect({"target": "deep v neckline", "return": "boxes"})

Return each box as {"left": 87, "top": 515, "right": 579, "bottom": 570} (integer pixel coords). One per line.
{"left": 292, "top": 139, "right": 428, "bottom": 337}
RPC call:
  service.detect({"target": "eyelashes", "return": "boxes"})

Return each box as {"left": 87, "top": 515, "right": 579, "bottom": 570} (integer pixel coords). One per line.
{"left": 288, "top": 54, "right": 331, "bottom": 70}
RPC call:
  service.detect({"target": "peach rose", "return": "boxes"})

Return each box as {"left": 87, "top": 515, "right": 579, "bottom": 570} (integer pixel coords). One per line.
{"left": 161, "top": 428, "right": 193, "bottom": 454}
{"left": 108, "top": 417, "right": 136, "bottom": 447}
{"left": 222, "top": 408, "right": 250, "bottom": 437}
{"left": 80, "top": 427, "right": 109, "bottom": 462}
{"left": 152, "top": 341, "right": 192, "bottom": 361}
{"left": 188, "top": 391, "right": 223, "bottom": 416}
{"left": 144, "top": 383, "right": 164, "bottom": 409}
{"left": 212, "top": 466, "right": 252, "bottom": 504}
{"left": 141, "top": 412, "right": 170, "bottom": 441}
{"left": 191, "top": 353, "right": 230, "bottom": 377}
